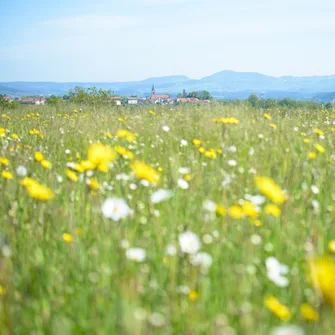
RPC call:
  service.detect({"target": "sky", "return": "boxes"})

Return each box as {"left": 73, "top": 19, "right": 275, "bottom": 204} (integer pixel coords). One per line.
{"left": 1, "top": 0, "right": 335, "bottom": 82}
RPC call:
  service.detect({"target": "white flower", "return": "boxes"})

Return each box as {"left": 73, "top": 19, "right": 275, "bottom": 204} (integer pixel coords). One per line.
{"left": 178, "top": 167, "right": 190, "bottom": 174}
{"left": 126, "top": 248, "right": 146, "bottom": 262}
{"left": 116, "top": 173, "right": 130, "bottom": 181}
{"left": 180, "top": 139, "right": 188, "bottom": 147}
{"left": 140, "top": 180, "right": 150, "bottom": 187}
{"left": 162, "top": 126, "right": 170, "bottom": 132}
{"left": 311, "top": 185, "right": 319, "bottom": 194}
{"left": 179, "top": 231, "right": 201, "bottom": 254}
{"left": 149, "top": 313, "right": 165, "bottom": 327}
{"left": 271, "top": 325, "right": 304, "bottom": 335}
{"left": 102, "top": 197, "right": 132, "bottom": 221}
{"left": 265, "top": 257, "right": 289, "bottom": 287}
{"left": 57, "top": 175, "right": 63, "bottom": 183}
{"left": 244, "top": 194, "right": 266, "bottom": 206}
{"left": 16, "top": 165, "right": 27, "bottom": 177}
{"left": 294, "top": 127, "right": 299, "bottom": 132}
{"left": 120, "top": 240, "right": 130, "bottom": 249}
{"left": 65, "top": 149, "right": 71, "bottom": 154}
{"left": 228, "top": 145, "right": 237, "bottom": 153}
{"left": 150, "top": 189, "right": 173, "bottom": 204}
{"left": 166, "top": 244, "right": 177, "bottom": 256}
{"left": 191, "top": 252, "right": 213, "bottom": 268}
{"left": 228, "top": 159, "right": 237, "bottom": 166}
{"left": 67, "top": 162, "right": 76, "bottom": 169}
{"left": 177, "top": 179, "right": 189, "bottom": 190}
{"left": 203, "top": 200, "right": 217, "bottom": 212}
{"left": 222, "top": 175, "right": 232, "bottom": 188}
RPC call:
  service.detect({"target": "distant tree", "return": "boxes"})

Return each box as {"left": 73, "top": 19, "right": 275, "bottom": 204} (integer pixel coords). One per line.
{"left": 67, "top": 86, "right": 112, "bottom": 105}
{"left": 248, "top": 94, "right": 259, "bottom": 108}
{"left": 325, "top": 102, "right": 333, "bottom": 110}
{"left": 46, "top": 95, "right": 62, "bottom": 106}
{"left": 185, "top": 90, "right": 213, "bottom": 100}
{"left": 182, "top": 89, "right": 187, "bottom": 98}
{"left": 261, "top": 99, "right": 277, "bottom": 109}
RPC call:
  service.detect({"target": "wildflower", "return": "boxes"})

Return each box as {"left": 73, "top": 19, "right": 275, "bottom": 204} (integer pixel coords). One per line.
{"left": 264, "top": 204, "right": 281, "bottom": 217}
{"left": 189, "top": 290, "right": 199, "bottom": 301}
{"left": 241, "top": 201, "right": 258, "bottom": 218}
{"left": 264, "top": 113, "right": 271, "bottom": 120}
{"left": 191, "top": 252, "right": 213, "bottom": 269}
{"left": 244, "top": 194, "right": 266, "bottom": 206}
{"left": 1, "top": 171, "right": 13, "bottom": 180}
{"left": 126, "top": 248, "right": 146, "bottom": 262}
{"left": 311, "top": 185, "right": 319, "bottom": 194}
{"left": 314, "top": 128, "right": 324, "bottom": 136}
{"left": 314, "top": 144, "right": 325, "bottom": 153}
{"left": 255, "top": 176, "right": 287, "bottom": 204}
{"left": 21, "top": 178, "right": 54, "bottom": 201}
{"left": 131, "top": 161, "right": 160, "bottom": 184}
{"left": 216, "top": 204, "right": 227, "bottom": 216}
{"left": 328, "top": 240, "right": 335, "bottom": 253}
{"left": 203, "top": 200, "right": 217, "bottom": 212}
{"left": 87, "top": 143, "right": 116, "bottom": 171}
{"left": 177, "top": 178, "right": 189, "bottom": 190}
{"left": 66, "top": 169, "right": 79, "bottom": 182}
{"left": 150, "top": 189, "right": 173, "bottom": 204}
{"left": 178, "top": 167, "right": 191, "bottom": 175}
{"left": 309, "top": 152, "right": 317, "bottom": 160}
{"left": 62, "top": 233, "right": 73, "bottom": 243}
{"left": 309, "top": 256, "right": 335, "bottom": 307}
{"left": 270, "top": 325, "right": 304, "bottom": 335}
{"left": 80, "top": 160, "right": 96, "bottom": 171}
{"left": 270, "top": 123, "right": 277, "bottom": 129}
{"left": 266, "top": 257, "right": 289, "bottom": 287}
{"left": 162, "top": 125, "right": 170, "bottom": 132}
{"left": 264, "top": 295, "right": 291, "bottom": 321}
{"left": 303, "top": 138, "right": 310, "bottom": 144}
{"left": 0, "top": 128, "right": 6, "bottom": 137}
{"left": 192, "top": 139, "right": 202, "bottom": 146}
{"left": 102, "top": 197, "right": 132, "bottom": 221}
{"left": 299, "top": 303, "right": 319, "bottom": 321}
{"left": 116, "top": 129, "right": 136, "bottom": 143}
{"left": 86, "top": 178, "right": 100, "bottom": 190}
{"left": 115, "top": 145, "right": 134, "bottom": 160}
{"left": 0, "top": 158, "right": 9, "bottom": 166}
{"left": 179, "top": 231, "right": 201, "bottom": 254}
{"left": 180, "top": 139, "right": 188, "bottom": 146}
{"left": 16, "top": 165, "right": 27, "bottom": 177}
{"left": 11, "top": 133, "right": 18, "bottom": 140}
{"left": 0, "top": 285, "right": 6, "bottom": 295}
{"left": 228, "top": 205, "right": 243, "bottom": 219}
{"left": 228, "top": 159, "right": 237, "bottom": 166}
{"left": 34, "top": 152, "right": 44, "bottom": 162}
{"left": 41, "top": 160, "right": 52, "bottom": 169}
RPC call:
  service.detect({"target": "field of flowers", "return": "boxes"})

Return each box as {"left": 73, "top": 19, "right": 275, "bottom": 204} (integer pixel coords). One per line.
{"left": 0, "top": 103, "right": 335, "bottom": 334}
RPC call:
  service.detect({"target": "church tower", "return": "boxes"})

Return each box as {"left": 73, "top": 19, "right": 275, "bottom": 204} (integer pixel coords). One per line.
{"left": 152, "top": 84, "right": 156, "bottom": 97}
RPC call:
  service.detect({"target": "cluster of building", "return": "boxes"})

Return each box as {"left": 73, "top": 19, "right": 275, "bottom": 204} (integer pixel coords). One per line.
{"left": 3, "top": 96, "right": 46, "bottom": 105}
{"left": 2, "top": 85, "right": 211, "bottom": 106}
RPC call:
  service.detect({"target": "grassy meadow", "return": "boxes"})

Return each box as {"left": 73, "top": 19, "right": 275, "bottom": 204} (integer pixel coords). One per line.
{"left": 0, "top": 103, "right": 335, "bottom": 334}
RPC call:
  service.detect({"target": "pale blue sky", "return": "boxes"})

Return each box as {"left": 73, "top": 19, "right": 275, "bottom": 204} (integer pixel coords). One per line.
{"left": 1, "top": 0, "right": 335, "bottom": 82}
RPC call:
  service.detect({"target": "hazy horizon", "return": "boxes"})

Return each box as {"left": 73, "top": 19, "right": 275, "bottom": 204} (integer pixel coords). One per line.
{"left": 1, "top": 0, "right": 335, "bottom": 82}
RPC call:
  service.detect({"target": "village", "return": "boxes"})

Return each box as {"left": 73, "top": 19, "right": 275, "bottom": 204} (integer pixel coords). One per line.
{"left": 2, "top": 85, "right": 212, "bottom": 106}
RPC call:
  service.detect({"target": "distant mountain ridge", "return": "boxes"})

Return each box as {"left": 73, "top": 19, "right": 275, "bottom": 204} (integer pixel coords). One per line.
{"left": 1, "top": 71, "right": 335, "bottom": 102}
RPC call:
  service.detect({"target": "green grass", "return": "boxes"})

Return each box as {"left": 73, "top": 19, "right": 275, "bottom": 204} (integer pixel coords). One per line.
{"left": 0, "top": 103, "right": 335, "bottom": 334}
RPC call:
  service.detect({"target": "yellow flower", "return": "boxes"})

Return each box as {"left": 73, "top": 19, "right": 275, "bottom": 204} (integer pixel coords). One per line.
{"left": 229, "top": 205, "right": 243, "bottom": 219}
{"left": 115, "top": 145, "right": 134, "bottom": 160}
{"left": 0, "top": 128, "right": 6, "bottom": 137}
{"left": 2, "top": 171, "right": 13, "bottom": 180}
{"left": 116, "top": 129, "right": 136, "bottom": 143}
{"left": 62, "top": 233, "right": 73, "bottom": 243}
{"left": 0, "top": 285, "right": 6, "bottom": 295}
{"left": 309, "top": 152, "right": 317, "bottom": 160}
{"left": 264, "top": 295, "right": 291, "bottom": 321}
{"left": 218, "top": 117, "right": 240, "bottom": 124}
{"left": 192, "top": 139, "right": 203, "bottom": 146}
{"left": 270, "top": 123, "right": 277, "bottom": 129}
{"left": 242, "top": 201, "right": 258, "bottom": 218}
{"left": 184, "top": 174, "right": 192, "bottom": 181}
{"left": 11, "top": 133, "right": 19, "bottom": 140}
{"left": 309, "top": 256, "right": 335, "bottom": 307}
{"left": 0, "top": 157, "right": 9, "bottom": 166}
{"left": 66, "top": 169, "right": 79, "bottom": 182}
{"left": 86, "top": 178, "right": 100, "bottom": 190}
{"left": 34, "top": 151, "right": 44, "bottom": 162}
{"left": 131, "top": 161, "right": 160, "bottom": 184}
{"left": 314, "top": 128, "right": 324, "bottom": 136}
{"left": 303, "top": 138, "right": 310, "bottom": 144}
{"left": 21, "top": 178, "right": 54, "bottom": 201}
{"left": 314, "top": 144, "right": 325, "bottom": 153}
{"left": 104, "top": 132, "right": 113, "bottom": 139}
{"left": 300, "top": 303, "right": 319, "bottom": 321}
{"left": 87, "top": 143, "right": 116, "bottom": 171}
{"left": 264, "top": 204, "right": 281, "bottom": 217}
{"left": 41, "top": 160, "right": 52, "bottom": 169}
{"left": 255, "top": 176, "right": 287, "bottom": 204}
{"left": 264, "top": 113, "right": 271, "bottom": 120}
{"left": 216, "top": 204, "right": 227, "bottom": 216}
{"left": 198, "top": 147, "right": 205, "bottom": 154}
{"left": 189, "top": 290, "right": 199, "bottom": 301}
{"left": 80, "top": 160, "right": 96, "bottom": 171}
{"left": 328, "top": 240, "right": 335, "bottom": 253}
